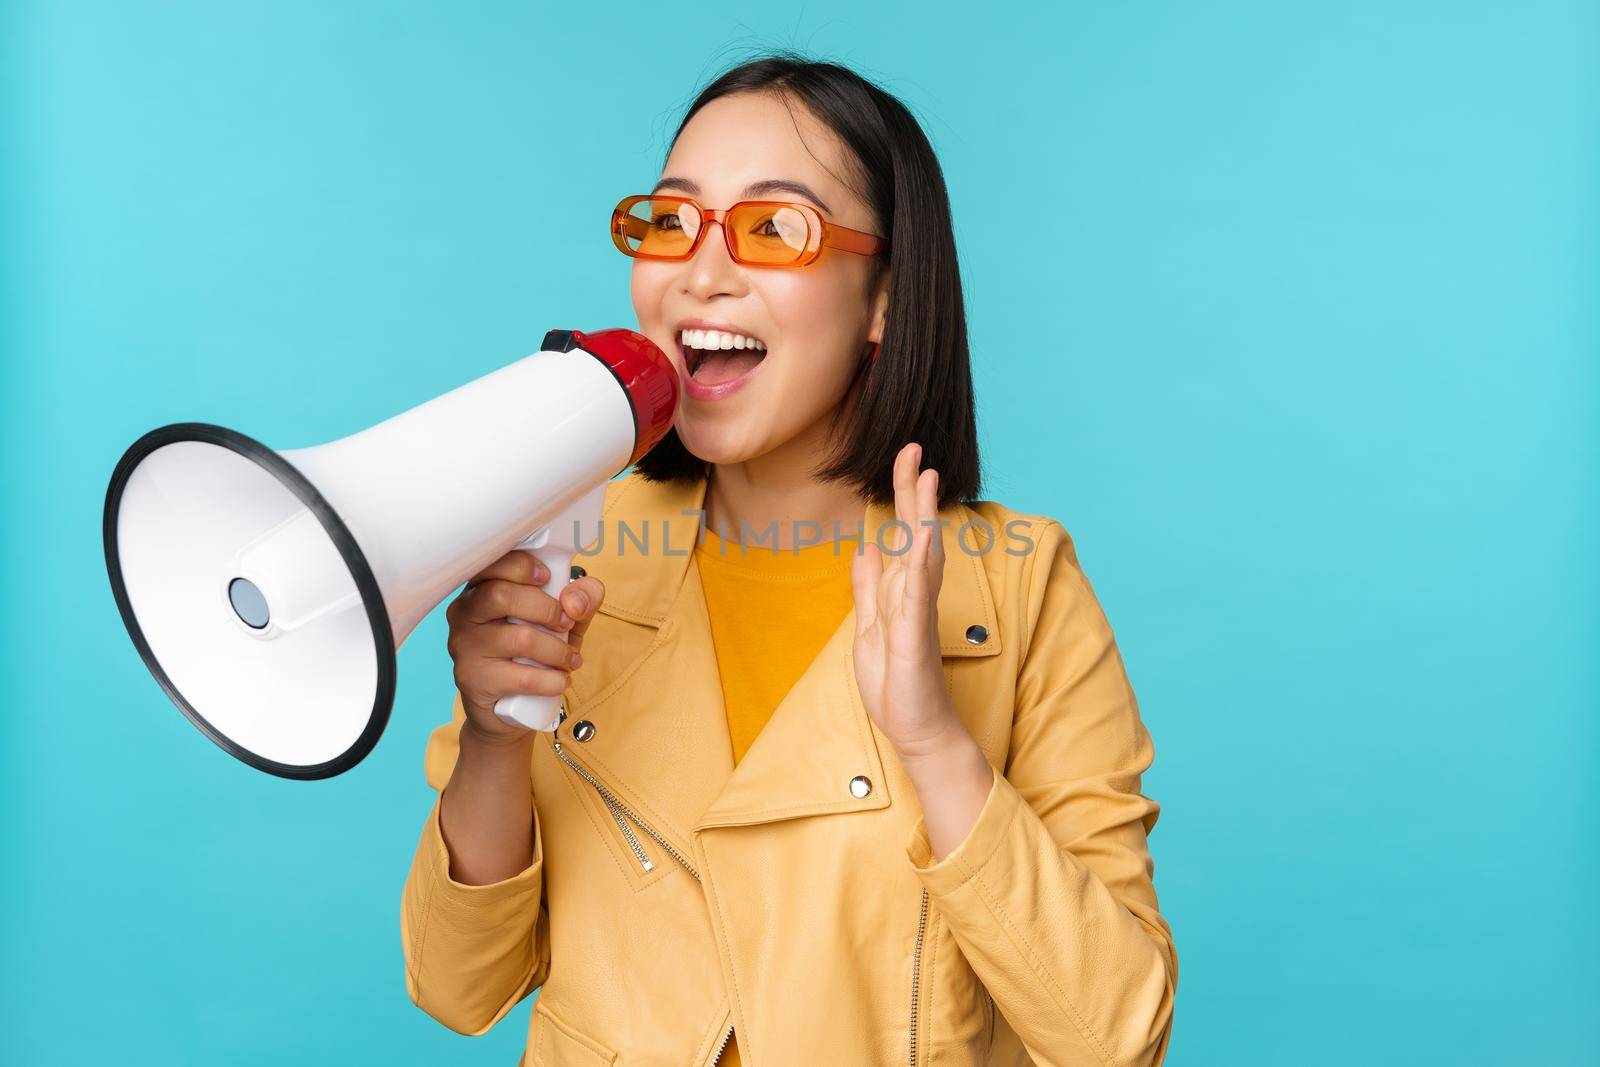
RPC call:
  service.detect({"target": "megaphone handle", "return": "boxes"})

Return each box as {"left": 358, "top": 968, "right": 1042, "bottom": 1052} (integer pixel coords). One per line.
{"left": 493, "top": 544, "right": 577, "bottom": 733}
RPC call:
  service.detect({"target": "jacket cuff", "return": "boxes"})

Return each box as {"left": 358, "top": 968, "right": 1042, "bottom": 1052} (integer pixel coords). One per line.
{"left": 420, "top": 794, "right": 543, "bottom": 912}
{"left": 904, "top": 762, "right": 1016, "bottom": 895}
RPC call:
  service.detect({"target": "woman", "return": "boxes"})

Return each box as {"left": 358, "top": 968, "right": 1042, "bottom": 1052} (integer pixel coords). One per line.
{"left": 401, "top": 53, "right": 1177, "bottom": 1066}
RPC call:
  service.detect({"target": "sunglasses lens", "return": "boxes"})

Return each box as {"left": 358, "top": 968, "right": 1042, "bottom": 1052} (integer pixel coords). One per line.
{"left": 620, "top": 197, "right": 701, "bottom": 258}
{"left": 728, "top": 203, "right": 813, "bottom": 265}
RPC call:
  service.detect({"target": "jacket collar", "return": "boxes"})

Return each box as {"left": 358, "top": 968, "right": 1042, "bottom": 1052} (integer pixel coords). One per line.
{"left": 590, "top": 471, "right": 1002, "bottom": 658}
{"left": 573, "top": 471, "right": 1002, "bottom": 834}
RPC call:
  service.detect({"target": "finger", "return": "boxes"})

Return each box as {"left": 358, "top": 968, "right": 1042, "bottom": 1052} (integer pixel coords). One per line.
{"left": 924, "top": 469, "right": 946, "bottom": 595}
{"left": 459, "top": 578, "right": 574, "bottom": 630}
{"left": 477, "top": 619, "right": 584, "bottom": 670}
{"left": 559, "top": 576, "right": 606, "bottom": 652}
{"left": 450, "top": 554, "right": 548, "bottom": 623}
{"left": 851, "top": 541, "right": 883, "bottom": 634}
{"left": 904, "top": 520, "right": 932, "bottom": 611}
{"left": 464, "top": 550, "right": 548, "bottom": 593}
{"left": 476, "top": 658, "right": 571, "bottom": 701}
{"left": 892, "top": 442, "right": 920, "bottom": 555}
{"left": 917, "top": 466, "right": 943, "bottom": 567}
{"left": 908, "top": 470, "right": 934, "bottom": 607}
{"left": 558, "top": 575, "right": 604, "bottom": 622}
{"left": 900, "top": 442, "right": 922, "bottom": 536}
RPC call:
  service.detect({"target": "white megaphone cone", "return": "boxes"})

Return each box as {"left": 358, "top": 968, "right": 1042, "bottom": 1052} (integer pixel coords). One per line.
{"left": 103, "top": 328, "right": 678, "bottom": 779}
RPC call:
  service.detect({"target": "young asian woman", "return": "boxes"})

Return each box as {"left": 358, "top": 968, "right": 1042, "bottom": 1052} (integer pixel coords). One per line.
{"left": 400, "top": 53, "right": 1177, "bottom": 1067}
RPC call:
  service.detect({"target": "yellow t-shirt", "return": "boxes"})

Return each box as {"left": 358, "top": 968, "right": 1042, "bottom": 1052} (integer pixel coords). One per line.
{"left": 696, "top": 524, "right": 858, "bottom": 766}
{"left": 695, "top": 523, "right": 857, "bottom": 1065}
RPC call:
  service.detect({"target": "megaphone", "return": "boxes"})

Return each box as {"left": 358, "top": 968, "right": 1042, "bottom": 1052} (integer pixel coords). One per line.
{"left": 103, "top": 328, "right": 677, "bottom": 780}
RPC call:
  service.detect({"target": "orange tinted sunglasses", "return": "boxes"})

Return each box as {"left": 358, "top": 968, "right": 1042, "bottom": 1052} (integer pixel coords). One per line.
{"left": 611, "top": 194, "right": 888, "bottom": 268}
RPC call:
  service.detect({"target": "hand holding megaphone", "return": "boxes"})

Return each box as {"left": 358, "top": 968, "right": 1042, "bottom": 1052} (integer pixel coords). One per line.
{"left": 104, "top": 327, "right": 678, "bottom": 779}
{"left": 445, "top": 546, "right": 606, "bottom": 746}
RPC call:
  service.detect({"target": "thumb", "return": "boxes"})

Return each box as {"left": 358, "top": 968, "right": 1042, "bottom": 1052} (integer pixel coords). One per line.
{"left": 560, "top": 576, "right": 606, "bottom": 652}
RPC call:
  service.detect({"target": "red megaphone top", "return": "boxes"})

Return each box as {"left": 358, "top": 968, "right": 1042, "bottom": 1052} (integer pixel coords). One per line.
{"left": 542, "top": 328, "right": 679, "bottom": 468}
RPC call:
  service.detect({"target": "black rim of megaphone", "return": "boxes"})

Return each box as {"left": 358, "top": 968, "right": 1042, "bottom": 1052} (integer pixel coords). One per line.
{"left": 103, "top": 422, "right": 397, "bottom": 781}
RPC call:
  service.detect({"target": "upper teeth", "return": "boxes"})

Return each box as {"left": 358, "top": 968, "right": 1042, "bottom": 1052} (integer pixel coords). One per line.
{"left": 680, "top": 328, "right": 766, "bottom": 352}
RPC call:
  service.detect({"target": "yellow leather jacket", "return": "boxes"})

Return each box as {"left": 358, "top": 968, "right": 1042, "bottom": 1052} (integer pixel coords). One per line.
{"left": 400, "top": 470, "right": 1177, "bottom": 1066}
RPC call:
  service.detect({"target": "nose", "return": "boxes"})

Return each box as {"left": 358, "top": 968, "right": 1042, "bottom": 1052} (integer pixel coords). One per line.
{"left": 680, "top": 215, "right": 748, "bottom": 301}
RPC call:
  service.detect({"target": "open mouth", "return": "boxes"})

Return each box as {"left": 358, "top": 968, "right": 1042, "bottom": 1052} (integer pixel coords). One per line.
{"left": 678, "top": 327, "right": 768, "bottom": 387}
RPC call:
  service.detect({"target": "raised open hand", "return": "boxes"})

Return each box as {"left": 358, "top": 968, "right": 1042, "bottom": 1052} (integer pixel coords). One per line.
{"left": 849, "top": 442, "right": 961, "bottom": 760}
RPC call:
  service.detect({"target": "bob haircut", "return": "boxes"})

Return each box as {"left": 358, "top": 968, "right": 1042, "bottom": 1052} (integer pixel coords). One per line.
{"left": 632, "top": 51, "right": 981, "bottom": 508}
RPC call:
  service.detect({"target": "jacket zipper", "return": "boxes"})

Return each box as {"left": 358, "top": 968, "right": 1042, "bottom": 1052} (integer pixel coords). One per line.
{"left": 552, "top": 742, "right": 933, "bottom": 1065}
{"left": 551, "top": 740, "right": 701, "bottom": 881}
{"left": 710, "top": 1022, "right": 734, "bottom": 1064}
{"left": 909, "top": 887, "right": 929, "bottom": 1066}
{"left": 553, "top": 740, "right": 731, "bottom": 1062}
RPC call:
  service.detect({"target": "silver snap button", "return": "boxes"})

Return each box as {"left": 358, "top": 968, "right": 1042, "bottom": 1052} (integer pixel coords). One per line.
{"left": 572, "top": 719, "right": 596, "bottom": 742}
{"left": 848, "top": 775, "right": 872, "bottom": 798}
{"left": 965, "top": 624, "right": 988, "bottom": 645}
{"left": 570, "top": 564, "right": 587, "bottom": 580}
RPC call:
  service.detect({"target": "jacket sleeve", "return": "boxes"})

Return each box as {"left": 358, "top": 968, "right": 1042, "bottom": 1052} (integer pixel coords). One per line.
{"left": 903, "top": 520, "right": 1177, "bottom": 1067}
{"left": 400, "top": 691, "right": 553, "bottom": 1035}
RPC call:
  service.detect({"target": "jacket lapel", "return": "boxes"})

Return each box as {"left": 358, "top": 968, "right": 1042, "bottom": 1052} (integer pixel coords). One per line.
{"left": 567, "top": 471, "right": 1003, "bottom": 837}
{"left": 555, "top": 474, "right": 726, "bottom": 853}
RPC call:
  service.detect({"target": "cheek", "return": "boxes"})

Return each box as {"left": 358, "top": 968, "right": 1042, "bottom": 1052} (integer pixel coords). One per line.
{"left": 627, "top": 262, "right": 678, "bottom": 358}
{"left": 759, "top": 271, "right": 834, "bottom": 335}
{"left": 758, "top": 268, "right": 869, "bottom": 378}
{"left": 629, "top": 262, "right": 672, "bottom": 326}
{"left": 629, "top": 264, "right": 688, "bottom": 377}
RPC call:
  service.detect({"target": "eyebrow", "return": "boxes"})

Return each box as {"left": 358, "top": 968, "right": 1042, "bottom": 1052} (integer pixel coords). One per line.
{"left": 650, "top": 176, "right": 833, "bottom": 215}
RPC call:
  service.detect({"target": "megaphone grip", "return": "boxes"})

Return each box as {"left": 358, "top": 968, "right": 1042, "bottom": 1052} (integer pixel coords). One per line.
{"left": 493, "top": 542, "right": 577, "bottom": 733}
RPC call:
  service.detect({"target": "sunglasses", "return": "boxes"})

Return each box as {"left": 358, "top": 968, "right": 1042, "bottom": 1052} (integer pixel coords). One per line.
{"left": 610, "top": 194, "right": 889, "bottom": 269}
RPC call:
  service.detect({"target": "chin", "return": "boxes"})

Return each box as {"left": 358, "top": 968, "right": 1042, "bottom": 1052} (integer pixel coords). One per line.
{"left": 675, "top": 421, "right": 773, "bottom": 467}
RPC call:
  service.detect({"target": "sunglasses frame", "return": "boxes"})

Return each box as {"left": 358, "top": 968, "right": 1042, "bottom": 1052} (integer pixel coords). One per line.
{"left": 611, "top": 193, "right": 889, "bottom": 269}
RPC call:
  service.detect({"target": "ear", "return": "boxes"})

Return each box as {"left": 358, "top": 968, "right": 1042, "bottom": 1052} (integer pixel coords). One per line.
{"left": 867, "top": 265, "right": 891, "bottom": 345}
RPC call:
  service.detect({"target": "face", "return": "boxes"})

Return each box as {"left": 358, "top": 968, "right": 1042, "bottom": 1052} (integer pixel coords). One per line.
{"left": 629, "top": 91, "right": 889, "bottom": 467}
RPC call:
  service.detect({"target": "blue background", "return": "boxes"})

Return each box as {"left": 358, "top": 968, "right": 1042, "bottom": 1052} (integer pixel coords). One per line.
{"left": 3, "top": 3, "right": 1595, "bottom": 1064}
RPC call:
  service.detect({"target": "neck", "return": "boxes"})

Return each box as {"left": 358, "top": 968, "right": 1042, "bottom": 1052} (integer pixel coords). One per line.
{"left": 703, "top": 415, "right": 865, "bottom": 551}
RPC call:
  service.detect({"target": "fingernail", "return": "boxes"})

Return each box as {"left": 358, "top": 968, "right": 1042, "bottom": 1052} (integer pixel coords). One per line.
{"left": 570, "top": 591, "right": 588, "bottom": 614}
{"left": 570, "top": 650, "right": 583, "bottom": 668}
{"left": 532, "top": 561, "right": 548, "bottom": 583}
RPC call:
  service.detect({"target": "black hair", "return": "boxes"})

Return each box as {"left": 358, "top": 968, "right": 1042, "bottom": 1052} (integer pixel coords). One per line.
{"left": 632, "top": 51, "right": 981, "bottom": 507}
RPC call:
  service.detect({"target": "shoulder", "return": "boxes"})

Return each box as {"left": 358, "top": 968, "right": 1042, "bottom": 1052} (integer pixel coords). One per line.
{"left": 599, "top": 468, "right": 706, "bottom": 527}
{"left": 956, "top": 497, "right": 1081, "bottom": 587}
{"left": 959, "top": 498, "right": 1074, "bottom": 552}
{"left": 600, "top": 467, "right": 664, "bottom": 514}
{"left": 955, "top": 497, "right": 1103, "bottom": 663}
